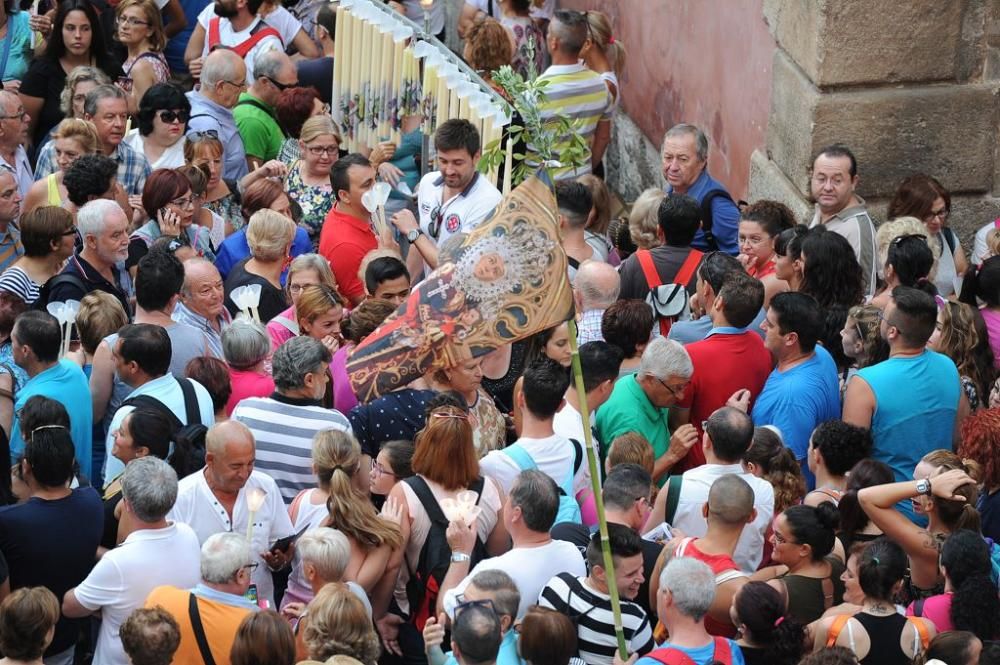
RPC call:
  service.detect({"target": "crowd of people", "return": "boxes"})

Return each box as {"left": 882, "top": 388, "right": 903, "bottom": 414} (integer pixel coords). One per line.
{"left": 0, "top": 1, "right": 993, "bottom": 665}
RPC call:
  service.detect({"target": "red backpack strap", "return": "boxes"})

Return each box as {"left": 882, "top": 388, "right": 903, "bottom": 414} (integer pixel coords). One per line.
{"left": 674, "top": 249, "right": 704, "bottom": 288}
{"left": 636, "top": 249, "right": 662, "bottom": 288}
{"left": 231, "top": 24, "right": 282, "bottom": 58}
{"left": 825, "top": 613, "right": 851, "bottom": 648}
{"left": 711, "top": 636, "right": 733, "bottom": 665}
{"left": 644, "top": 647, "right": 698, "bottom": 665}
{"left": 207, "top": 17, "right": 221, "bottom": 50}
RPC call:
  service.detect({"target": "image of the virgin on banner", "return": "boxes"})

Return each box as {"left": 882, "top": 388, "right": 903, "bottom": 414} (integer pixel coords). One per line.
{"left": 347, "top": 175, "right": 574, "bottom": 403}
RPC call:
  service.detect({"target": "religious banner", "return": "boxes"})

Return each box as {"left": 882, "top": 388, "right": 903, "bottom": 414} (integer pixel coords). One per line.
{"left": 347, "top": 175, "right": 573, "bottom": 402}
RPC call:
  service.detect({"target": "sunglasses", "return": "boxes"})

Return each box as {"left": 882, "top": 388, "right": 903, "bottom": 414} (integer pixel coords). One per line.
{"left": 188, "top": 130, "right": 219, "bottom": 142}
{"left": 266, "top": 76, "right": 298, "bottom": 92}
{"left": 158, "top": 109, "right": 189, "bottom": 124}
{"left": 428, "top": 205, "right": 443, "bottom": 238}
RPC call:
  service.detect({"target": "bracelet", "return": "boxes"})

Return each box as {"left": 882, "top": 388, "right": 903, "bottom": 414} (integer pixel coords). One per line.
{"left": 450, "top": 551, "right": 471, "bottom": 563}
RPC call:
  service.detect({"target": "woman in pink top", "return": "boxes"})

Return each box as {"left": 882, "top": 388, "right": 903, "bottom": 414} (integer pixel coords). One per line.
{"left": 267, "top": 254, "right": 338, "bottom": 350}
{"left": 222, "top": 319, "right": 275, "bottom": 415}
{"left": 332, "top": 298, "right": 397, "bottom": 414}
{"left": 293, "top": 284, "right": 345, "bottom": 409}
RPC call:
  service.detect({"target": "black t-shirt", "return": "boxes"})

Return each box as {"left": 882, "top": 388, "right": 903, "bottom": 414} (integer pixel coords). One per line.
{"left": 223, "top": 258, "right": 289, "bottom": 323}
{"left": 45, "top": 252, "right": 133, "bottom": 319}
{"left": 550, "top": 521, "right": 663, "bottom": 618}
{"left": 0, "top": 489, "right": 104, "bottom": 655}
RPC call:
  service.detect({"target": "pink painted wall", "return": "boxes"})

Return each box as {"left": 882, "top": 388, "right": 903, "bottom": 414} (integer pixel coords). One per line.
{"left": 558, "top": 0, "right": 776, "bottom": 199}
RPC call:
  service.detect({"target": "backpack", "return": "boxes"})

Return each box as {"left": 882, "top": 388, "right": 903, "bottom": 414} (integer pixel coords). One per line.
{"left": 207, "top": 17, "right": 282, "bottom": 58}
{"left": 636, "top": 249, "right": 702, "bottom": 337}
{"left": 404, "top": 475, "right": 489, "bottom": 631}
{"left": 824, "top": 612, "right": 931, "bottom": 652}
{"left": 644, "top": 636, "right": 733, "bottom": 665}
{"left": 503, "top": 442, "right": 582, "bottom": 525}
{"left": 121, "top": 377, "right": 207, "bottom": 473}
{"left": 698, "top": 189, "right": 736, "bottom": 252}
{"left": 32, "top": 273, "right": 87, "bottom": 312}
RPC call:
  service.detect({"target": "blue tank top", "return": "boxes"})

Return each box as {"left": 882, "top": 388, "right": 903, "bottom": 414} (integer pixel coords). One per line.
{"left": 856, "top": 351, "right": 960, "bottom": 521}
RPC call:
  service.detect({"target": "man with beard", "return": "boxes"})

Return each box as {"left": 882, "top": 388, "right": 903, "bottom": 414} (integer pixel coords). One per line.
{"left": 390, "top": 119, "right": 501, "bottom": 278}
{"left": 184, "top": 0, "right": 283, "bottom": 86}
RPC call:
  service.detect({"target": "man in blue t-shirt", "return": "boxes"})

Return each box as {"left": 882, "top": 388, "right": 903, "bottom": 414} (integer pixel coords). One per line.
{"left": 751, "top": 292, "right": 840, "bottom": 487}
{"left": 634, "top": 557, "right": 745, "bottom": 665}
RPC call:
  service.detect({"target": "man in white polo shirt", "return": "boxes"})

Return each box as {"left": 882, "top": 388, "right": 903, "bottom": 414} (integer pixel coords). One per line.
{"left": 390, "top": 119, "right": 502, "bottom": 279}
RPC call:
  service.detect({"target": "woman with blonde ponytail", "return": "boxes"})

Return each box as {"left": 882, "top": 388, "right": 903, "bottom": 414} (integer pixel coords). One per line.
{"left": 581, "top": 10, "right": 626, "bottom": 106}
{"left": 859, "top": 451, "right": 981, "bottom": 602}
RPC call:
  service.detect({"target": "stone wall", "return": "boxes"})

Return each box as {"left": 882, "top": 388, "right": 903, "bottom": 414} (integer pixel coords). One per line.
{"left": 751, "top": 0, "right": 1000, "bottom": 243}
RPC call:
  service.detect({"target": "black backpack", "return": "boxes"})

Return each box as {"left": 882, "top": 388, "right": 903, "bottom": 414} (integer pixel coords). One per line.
{"left": 404, "top": 475, "right": 488, "bottom": 630}
{"left": 121, "top": 377, "right": 207, "bottom": 474}
{"left": 32, "top": 273, "right": 87, "bottom": 311}
{"left": 699, "top": 189, "right": 736, "bottom": 252}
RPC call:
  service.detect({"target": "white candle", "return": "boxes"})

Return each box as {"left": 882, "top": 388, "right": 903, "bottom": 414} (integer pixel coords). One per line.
{"left": 502, "top": 134, "right": 513, "bottom": 195}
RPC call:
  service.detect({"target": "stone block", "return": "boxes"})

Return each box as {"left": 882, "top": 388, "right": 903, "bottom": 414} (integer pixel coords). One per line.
{"left": 948, "top": 194, "right": 1000, "bottom": 249}
{"left": 604, "top": 111, "right": 665, "bottom": 203}
{"left": 765, "top": 50, "right": 819, "bottom": 196}
{"left": 765, "top": 0, "right": 967, "bottom": 86}
{"left": 748, "top": 150, "right": 813, "bottom": 226}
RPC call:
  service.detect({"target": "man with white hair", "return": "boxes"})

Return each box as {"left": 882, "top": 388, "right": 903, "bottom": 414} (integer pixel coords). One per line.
{"left": 187, "top": 49, "right": 250, "bottom": 180}
{"left": 634, "top": 558, "right": 746, "bottom": 665}
{"left": 63, "top": 457, "right": 201, "bottom": 665}
{"left": 174, "top": 258, "right": 231, "bottom": 358}
{"left": 0, "top": 169, "right": 23, "bottom": 273}
{"left": 43, "top": 199, "right": 132, "bottom": 316}
{"left": 283, "top": 527, "right": 371, "bottom": 616}
{"left": 169, "top": 420, "right": 295, "bottom": 607}
{"left": 574, "top": 260, "right": 620, "bottom": 345}
{"left": 145, "top": 532, "right": 259, "bottom": 665}
{"left": 595, "top": 336, "right": 699, "bottom": 486}
{"left": 234, "top": 49, "right": 298, "bottom": 168}
{"left": 0, "top": 91, "right": 33, "bottom": 196}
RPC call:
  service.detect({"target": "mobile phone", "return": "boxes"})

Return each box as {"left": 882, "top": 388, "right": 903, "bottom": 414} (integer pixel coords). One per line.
{"left": 270, "top": 525, "right": 309, "bottom": 554}
{"left": 245, "top": 583, "right": 258, "bottom": 605}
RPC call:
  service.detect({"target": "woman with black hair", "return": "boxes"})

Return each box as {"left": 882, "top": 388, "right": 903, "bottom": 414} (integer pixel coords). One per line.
{"left": 730, "top": 581, "right": 806, "bottom": 665}
{"left": 19, "top": 0, "right": 124, "bottom": 149}
{"left": 836, "top": 459, "right": 894, "bottom": 552}
{"left": 960, "top": 254, "right": 1000, "bottom": 368}
{"left": 871, "top": 233, "right": 937, "bottom": 310}
{"left": 773, "top": 224, "right": 808, "bottom": 292}
{"left": 123, "top": 82, "right": 189, "bottom": 169}
{"left": 812, "top": 538, "right": 935, "bottom": 664}
{"left": 100, "top": 407, "right": 193, "bottom": 552}
{"left": 919, "top": 630, "right": 982, "bottom": 665}
{"left": 907, "top": 529, "right": 1000, "bottom": 640}
{"left": 757, "top": 502, "right": 846, "bottom": 623}
{"left": 738, "top": 200, "right": 797, "bottom": 306}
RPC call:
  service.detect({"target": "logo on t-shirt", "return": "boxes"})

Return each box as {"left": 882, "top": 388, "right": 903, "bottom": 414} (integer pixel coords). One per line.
{"left": 445, "top": 214, "right": 461, "bottom": 233}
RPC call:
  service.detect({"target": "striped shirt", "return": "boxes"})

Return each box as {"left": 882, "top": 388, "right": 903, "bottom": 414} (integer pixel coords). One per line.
{"left": 231, "top": 394, "right": 352, "bottom": 504}
{"left": 529, "top": 63, "right": 612, "bottom": 181}
{"left": 539, "top": 573, "right": 654, "bottom": 665}
{"left": 0, "top": 266, "right": 39, "bottom": 304}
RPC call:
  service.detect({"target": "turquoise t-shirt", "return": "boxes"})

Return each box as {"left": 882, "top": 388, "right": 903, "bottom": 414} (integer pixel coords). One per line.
{"left": 0, "top": 12, "right": 32, "bottom": 83}
{"left": 444, "top": 629, "right": 522, "bottom": 665}
{"left": 637, "top": 639, "right": 745, "bottom": 665}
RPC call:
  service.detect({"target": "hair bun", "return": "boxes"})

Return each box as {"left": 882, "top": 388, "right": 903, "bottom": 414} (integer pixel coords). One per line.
{"left": 814, "top": 501, "right": 841, "bottom": 531}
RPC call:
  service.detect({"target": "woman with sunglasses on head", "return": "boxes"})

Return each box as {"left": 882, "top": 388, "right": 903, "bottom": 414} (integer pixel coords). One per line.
{"left": 115, "top": 0, "right": 170, "bottom": 114}
{"left": 126, "top": 168, "right": 214, "bottom": 279}
{"left": 19, "top": 0, "right": 123, "bottom": 151}
{"left": 871, "top": 219, "right": 938, "bottom": 310}
{"left": 888, "top": 174, "right": 967, "bottom": 297}
{"left": 0, "top": 207, "right": 76, "bottom": 305}
{"left": 22, "top": 118, "right": 99, "bottom": 214}
{"left": 124, "top": 82, "right": 189, "bottom": 170}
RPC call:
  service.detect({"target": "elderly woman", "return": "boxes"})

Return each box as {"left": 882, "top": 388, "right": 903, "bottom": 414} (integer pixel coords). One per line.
{"left": 428, "top": 356, "right": 506, "bottom": 457}
{"left": 224, "top": 209, "right": 296, "bottom": 323}
{"left": 0, "top": 207, "right": 77, "bottom": 304}
{"left": 276, "top": 86, "right": 327, "bottom": 164}
{"left": 267, "top": 254, "right": 336, "bottom": 349}
{"left": 629, "top": 187, "right": 666, "bottom": 251}
{"left": 126, "top": 168, "right": 214, "bottom": 278}
{"left": 116, "top": 0, "right": 171, "bottom": 113}
{"left": 23, "top": 118, "right": 100, "bottom": 213}
{"left": 285, "top": 115, "right": 339, "bottom": 243}
{"left": 222, "top": 319, "right": 275, "bottom": 415}
{"left": 124, "top": 82, "right": 189, "bottom": 169}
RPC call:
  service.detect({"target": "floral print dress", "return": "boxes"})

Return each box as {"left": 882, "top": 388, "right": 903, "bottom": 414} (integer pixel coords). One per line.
{"left": 285, "top": 160, "right": 334, "bottom": 246}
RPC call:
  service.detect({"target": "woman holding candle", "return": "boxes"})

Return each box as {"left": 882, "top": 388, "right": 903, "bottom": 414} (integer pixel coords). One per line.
{"left": 224, "top": 208, "right": 296, "bottom": 324}
{"left": 284, "top": 115, "right": 340, "bottom": 244}
{"left": 115, "top": 0, "right": 170, "bottom": 114}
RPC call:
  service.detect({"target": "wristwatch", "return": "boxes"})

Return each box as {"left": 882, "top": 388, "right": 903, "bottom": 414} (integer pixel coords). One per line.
{"left": 406, "top": 227, "right": 424, "bottom": 243}
{"left": 916, "top": 478, "right": 932, "bottom": 496}
{"left": 451, "top": 552, "right": 471, "bottom": 563}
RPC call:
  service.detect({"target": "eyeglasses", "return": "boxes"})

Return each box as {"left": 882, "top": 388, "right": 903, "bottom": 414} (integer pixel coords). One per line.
{"left": 241, "top": 562, "right": 260, "bottom": 573}
{"left": 772, "top": 530, "right": 797, "bottom": 546}
{"left": 0, "top": 110, "right": 27, "bottom": 121}
{"left": 220, "top": 79, "right": 247, "bottom": 91}
{"left": 656, "top": 377, "right": 687, "bottom": 399}
{"left": 891, "top": 233, "right": 927, "bottom": 246}
{"left": 157, "top": 109, "right": 189, "bottom": 124}
{"left": 370, "top": 459, "right": 398, "bottom": 478}
{"left": 116, "top": 16, "right": 150, "bottom": 27}
{"left": 265, "top": 76, "right": 298, "bottom": 91}
{"left": 61, "top": 226, "right": 78, "bottom": 237}
{"left": 289, "top": 283, "right": 318, "bottom": 293}
{"left": 170, "top": 195, "right": 195, "bottom": 209}
{"left": 928, "top": 208, "right": 949, "bottom": 221}
{"left": 454, "top": 598, "right": 495, "bottom": 617}
{"left": 306, "top": 145, "right": 339, "bottom": 157}
{"left": 188, "top": 129, "right": 219, "bottom": 141}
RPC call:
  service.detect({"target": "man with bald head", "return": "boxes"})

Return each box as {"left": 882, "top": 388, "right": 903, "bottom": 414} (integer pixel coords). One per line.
{"left": 174, "top": 258, "right": 231, "bottom": 358}
{"left": 0, "top": 90, "right": 32, "bottom": 197}
{"left": 574, "top": 260, "right": 620, "bottom": 345}
{"left": 187, "top": 48, "right": 250, "bottom": 180}
{"left": 169, "top": 420, "right": 295, "bottom": 607}
{"left": 651, "top": 473, "right": 754, "bottom": 639}
{"left": 234, "top": 49, "right": 298, "bottom": 168}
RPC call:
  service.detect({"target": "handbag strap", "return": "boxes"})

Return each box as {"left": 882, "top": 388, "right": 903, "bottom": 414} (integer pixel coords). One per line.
{"left": 188, "top": 592, "right": 218, "bottom": 665}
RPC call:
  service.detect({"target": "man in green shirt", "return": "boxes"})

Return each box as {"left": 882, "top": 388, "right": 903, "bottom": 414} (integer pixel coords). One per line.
{"left": 233, "top": 48, "right": 297, "bottom": 169}
{"left": 595, "top": 336, "right": 699, "bottom": 486}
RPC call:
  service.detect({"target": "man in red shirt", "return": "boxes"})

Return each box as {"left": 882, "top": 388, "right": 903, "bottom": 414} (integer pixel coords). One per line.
{"left": 319, "top": 154, "right": 378, "bottom": 305}
{"left": 668, "top": 263, "right": 773, "bottom": 471}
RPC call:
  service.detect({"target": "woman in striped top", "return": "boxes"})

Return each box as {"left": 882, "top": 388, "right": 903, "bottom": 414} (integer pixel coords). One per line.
{"left": 0, "top": 206, "right": 77, "bottom": 305}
